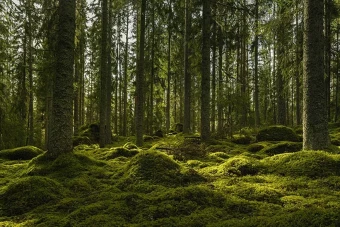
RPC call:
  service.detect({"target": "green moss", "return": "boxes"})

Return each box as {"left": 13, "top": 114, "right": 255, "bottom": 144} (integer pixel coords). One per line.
{"left": 73, "top": 136, "right": 92, "bottom": 146}
{"left": 0, "top": 176, "right": 66, "bottom": 216}
{"left": 119, "top": 150, "right": 205, "bottom": 188}
{"left": 0, "top": 146, "right": 44, "bottom": 160}
{"left": 123, "top": 142, "right": 138, "bottom": 150}
{"left": 231, "top": 134, "right": 253, "bottom": 145}
{"left": 263, "top": 151, "right": 339, "bottom": 178}
{"left": 208, "top": 152, "right": 230, "bottom": 162}
{"left": 261, "top": 142, "right": 302, "bottom": 155}
{"left": 247, "top": 143, "right": 265, "bottom": 152}
{"left": 105, "top": 147, "right": 139, "bottom": 159}
{"left": 256, "top": 125, "right": 300, "bottom": 142}
{"left": 25, "top": 152, "right": 106, "bottom": 178}
{"left": 219, "top": 155, "right": 263, "bottom": 176}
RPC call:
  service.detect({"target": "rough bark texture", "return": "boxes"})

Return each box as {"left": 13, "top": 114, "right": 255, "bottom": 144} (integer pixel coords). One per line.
{"left": 303, "top": 0, "right": 330, "bottom": 150}
{"left": 183, "top": 0, "right": 191, "bottom": 134}
{"left": 254, "top": 0, "right": 260, "bottom": 127}
{"left": 99, "top": 0, "right": 108, "bottom": 148}
{"left": 135, "top": 0, "right": 146, "bottom": 146}
{"left": 201, "top": 0, "right": 211, "bottom": 141}
{"left": 47, "top": 0, "right": 75, "bottom": 158}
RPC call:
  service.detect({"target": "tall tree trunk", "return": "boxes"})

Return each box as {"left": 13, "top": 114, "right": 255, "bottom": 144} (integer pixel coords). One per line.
{"left": 336, "top": 24, "right": 340, "bottom": 122}
{"left": 106, "top": 0, "right": 112, "bottom": 144}
{"left": 99, "top": 0, "right": 109, "bottom": 147}
{"left": 217, "top": 26, "right": 224, "bottom": 135}
{"left": 295, "top": 0, "right": 302, "bottom": 125}
{"left": 325, "top": 0, "right": 331, "bottom": 121}
{"left": 303, "top": 0, "right": 330, "bottom": 150}
{"left": 47, "top": 0, "right": 75, "bottom": 158}
{"left": 254, "top": 0, "right": 260, "bottom": 127}
{"left": 183, "top": 0, "right": 191, "bottom": 134}
{"left": 211, "top": 11, "right": 217, "bottom": 133}
{"left": 277, "top": 4, "right": 287, "bottom": 125}
{"left": 149, "top": 0, "right": 155, "bottom": 135}
{"left": 201, "top": 0, "right": 211, "bottom": 141}
{"left": 135, "top": 0, "right": 146, "bottom": 146}
{"left": 166, "top": 0, "right": 171, "bottom": 133}
{"left": 123, "top": 9, "right": 129, "bottom": 136}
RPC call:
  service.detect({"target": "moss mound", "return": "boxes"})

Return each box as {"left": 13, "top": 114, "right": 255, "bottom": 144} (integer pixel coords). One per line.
{"left": 123, "top": 142, "right": 138, "bottom": 150}
{"left": 105, "top": 147, "right": 139, "bottom": 159}
{"left": 26, "top": 152, "right": 105, "bottom": 178}
{"left": 220, "top": 156, "right": 263, "bottom": 176}
{"left": 257, "top": 125, "right": 300, "bottom": 142}
{"left": 0, "top": 146, "right": 44, "bottom": 160}
{"left": 231, "top": 134, "right": 252, "bottom": 145}
{"left": 120, "top": 150, "right": 205, "bottom": 187}
{"left": 247, "top": 143, "right": 265, "bottom": 152}
{"left": 261, "top": 142, "right": 302, "bottom": 155}
{"left": 264, "top": 151, "right": 339, "bottom": 178}
{"left": 73, "top": 136, "right": 92, "bottom": 146}
{"left": 123, "top": 150, "right": 181, "bottom": 185}
{"left": 0, "top": 176, "right": 66, "bottom": 216}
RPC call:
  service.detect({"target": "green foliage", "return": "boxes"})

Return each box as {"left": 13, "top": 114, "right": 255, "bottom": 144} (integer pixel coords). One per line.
{"left": 261, "top": 142, "right": 302, "bottom": 155}
{"left": 263, "top": 151, "right": 340, "bottom": 178}
{"left": 0, "top": 146, "right": 44, "bottom": 160}
{"left": 257, "top": 125, "right": 300, "bottom": 142}
{"left": 0, "top": 176, "right": 66, "bottom": 216}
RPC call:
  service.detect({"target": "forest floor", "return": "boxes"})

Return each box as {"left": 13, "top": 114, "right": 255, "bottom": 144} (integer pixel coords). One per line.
{"left": 1, "top": 125, "right": 340, "bottom": 226}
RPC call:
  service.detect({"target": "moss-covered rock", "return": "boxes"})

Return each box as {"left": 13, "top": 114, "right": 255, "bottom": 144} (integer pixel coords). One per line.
{"left": 263, "top": 151, "right": 340, "bottom": 178}
{"left": 0, "top": 176, "right": 66, "bottom": 216}
{"left": 73, "top": 136, "right": 92, "bottom": 146}
{"left": 231, "top": 134, "right": 252, "bottom": 145}
{"left": 219, "top": 156, "right": 263, "bottom": 176}
{"left": 261, "top": 142, "right": 302, "bottom": 156}
{"left": 0, "top": 146, "right": 44, "bottom": 160}
{"left": 256, "top": 125, "right": 300, "bottom": 142}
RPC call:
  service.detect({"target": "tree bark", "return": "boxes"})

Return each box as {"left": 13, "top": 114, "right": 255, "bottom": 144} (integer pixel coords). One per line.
{"left": 135, "top": 0, "right": 146, "bottom": 146}
{"left": 201, "top": 0, "right": 211, "bottom": 141}
{"left": 183, "top": 0, "right": 191, "bottom": 134}
{"left": 303, "top": 0, "right": 330, "bottom": 150}
{"left": 47, "top": 0, "right": 75, "bottom": 158}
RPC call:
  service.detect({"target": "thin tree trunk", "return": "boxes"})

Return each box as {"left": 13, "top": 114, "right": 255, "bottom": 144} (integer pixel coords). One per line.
{"left": 123, "top": 9, "right": 129, "bottom": 136}
{"left": 183, "top": 0, "right": 191, "bottom": 134}
{"left": 254, "top": 0, "right": 260, "bottom": 127}
{"left": 166, "top": 0, "right": 171, "bottom": 133}
{"left": 100, "top": 0, "right": 108, "bottom": 147}
{"left": 201, "top": 0, "right": 211, "bottom": 141}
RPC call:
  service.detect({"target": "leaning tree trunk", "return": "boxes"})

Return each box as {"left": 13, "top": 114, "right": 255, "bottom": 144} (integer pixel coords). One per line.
{"left": 47, "top": 0, "right": 75, "bottom": 158}
{"left": 303, "top": 0, "right": 330, "bottom": 150}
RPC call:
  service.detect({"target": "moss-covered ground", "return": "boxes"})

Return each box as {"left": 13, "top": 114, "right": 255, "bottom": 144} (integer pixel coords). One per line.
{"left": 1, "top": 127, "right": 340, "bottom": 226}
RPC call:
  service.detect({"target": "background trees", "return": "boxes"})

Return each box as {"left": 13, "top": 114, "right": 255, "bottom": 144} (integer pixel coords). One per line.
{"left": 1, "top": 0, "right": 340, "bottom": 149}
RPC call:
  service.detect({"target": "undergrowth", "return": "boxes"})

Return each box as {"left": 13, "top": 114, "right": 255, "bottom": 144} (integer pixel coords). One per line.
{"left": 1, "top": 131, "right": 340, "bottom": 226}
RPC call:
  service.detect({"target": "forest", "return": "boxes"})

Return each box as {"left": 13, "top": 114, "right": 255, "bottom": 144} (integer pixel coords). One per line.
{"left": 1, "top": 0, "right": 340, "bottom": 226}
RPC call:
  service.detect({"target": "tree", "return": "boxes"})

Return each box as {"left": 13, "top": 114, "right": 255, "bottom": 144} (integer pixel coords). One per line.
{"left": 303, "top": 0, "right": 330, "bottom": 150}
{"left": 47, "top": 0, "right": 76, "bottom": 158}
{"left": 183, "top": 0, "right": 191, "bottom": 134}
{"left": 201, "top": 0, "right": 211, "bottom": 141}
{"left": 135, "top": 0, "right": 146, "bottom": 146}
